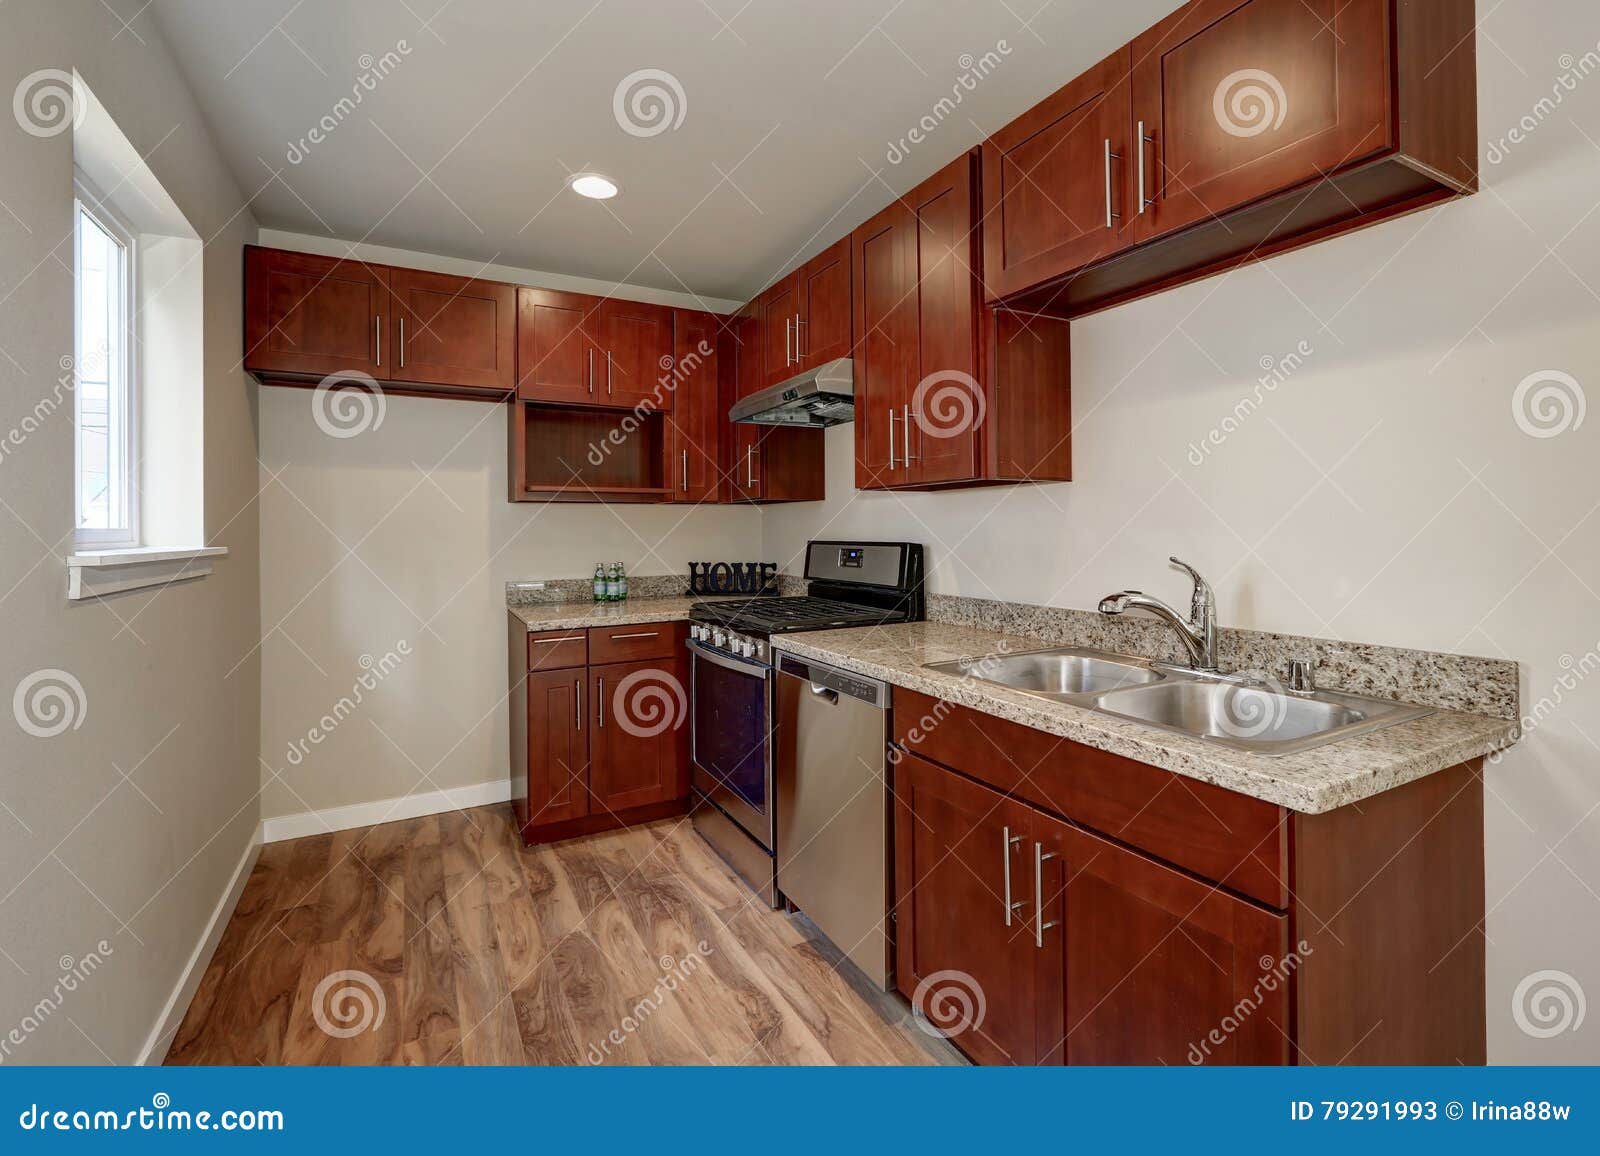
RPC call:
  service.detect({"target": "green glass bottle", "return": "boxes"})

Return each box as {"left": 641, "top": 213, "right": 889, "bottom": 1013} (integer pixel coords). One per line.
{"left": 616, "top": 561, "right": 629, "bottom": 602}
{"left": 592, "top": 563, "right": 605, "bottom": 603}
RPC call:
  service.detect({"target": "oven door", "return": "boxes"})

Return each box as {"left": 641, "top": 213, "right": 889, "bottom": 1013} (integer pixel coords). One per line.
{"left": 688, "top": 639, "right": 774, "bottom": 851}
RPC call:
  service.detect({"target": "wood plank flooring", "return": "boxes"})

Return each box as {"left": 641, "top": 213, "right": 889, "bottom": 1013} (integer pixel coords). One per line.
{"left": 165, "top": 805, "right": 961, "bottom": 1066}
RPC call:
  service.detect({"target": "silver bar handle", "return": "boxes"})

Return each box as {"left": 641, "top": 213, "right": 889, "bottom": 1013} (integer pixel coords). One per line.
{"left": 533, "top": 635, "right": 584, "bottom": 644}
{"left": 1104, "top": 139, "right": 1122, "bottom": 229}
{"left": 785, "top": 316, "right": 793, "bottom": 367}
{"left": 902, "top": 403, "right": 914, "bottom": 464}
{"left": 1002, "top": 826, "right": 1023, "bottom": 926}
{"left": 681, "top": 448, "right": 688, "bottom": 492}
{"left": 398, "top": 317, "right": 406, "bottom": 367}
{"left": 606, "top": 350, "right": 613, "bottom": 395}
{"left": 1034, "top": 843, "right": 1059, "bottom": 947}
{"left": 587, "top": 348, "right": 594, "bottom": 394}
{"left": 574, "top": 679, "right": 582, "bottom": 731}
{"left": 746, "top": 445, "right": 755, "bottom": 487}
{"left": 795, "top": 312, "right": 805, "bottom": 360}
{"left": 1137, "top": 120, "right": 1151, "bottom": 215}
{"left": 375, "top": 316, "right": 382, "bottom": 367}
{"left": 887, "top": 408, "right": 896, "bottom": 471}
{"left": 608, "top": 631, "right": 659, "bottom": 640}
{"left": 596, "top": 677, "right": 605, "bottom": 728}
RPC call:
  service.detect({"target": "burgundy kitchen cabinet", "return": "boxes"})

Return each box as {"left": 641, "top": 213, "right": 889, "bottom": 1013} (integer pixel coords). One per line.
{"left": 988, "top": 0, "right": 1478, "bottom": 317}
{"left": 980, "top": 48, "right": 1137, "bottom": 302}
{"left": 243, "top": 246, "right": 390, "bottom": 382}
{"left": 795, "top": 237, "right": 853, "bottom": 369}
{"left": 668, "top": 310, "right": 723, "bottom": 503}
{"left": 517, "top": 287, "right": 606, "bottom": 404}
{"left": 890, "top": 686, "right": 1488, "bottom": 1066}
{"left": 894, "top": 752, "right": 1039, "bottom": 1066}
{"left": 588, "top": 655, "right": 692, "bottom": 814}
{"left": 760, "top": 275, "right": 801, "bottom": 386}
{"left": 508, "top": 614, "right": 690, "bottom": 845}
{"left": 389, "top": 267, "right": 516, "bottom": 395}
{"left": 597, "top": 297, "right": 675, "bottom": 410}
{"left": 853, "top": 152, "right": 1072, "bottom": 492}
{"left": 720, "top": 303, "right": 825, "bottom": 504}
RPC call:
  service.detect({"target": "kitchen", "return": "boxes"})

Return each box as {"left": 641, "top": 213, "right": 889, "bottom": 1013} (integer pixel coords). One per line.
{"left": 0, "top": 0, "right": 1596, "bottom": 1086}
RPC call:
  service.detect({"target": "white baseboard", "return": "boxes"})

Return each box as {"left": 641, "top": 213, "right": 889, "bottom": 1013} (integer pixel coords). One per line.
{"left": 260, "top": 778, "right": 512, "bottom": 844}
{"left": 135, "top": 826, "right": 262, "bottom": 1065}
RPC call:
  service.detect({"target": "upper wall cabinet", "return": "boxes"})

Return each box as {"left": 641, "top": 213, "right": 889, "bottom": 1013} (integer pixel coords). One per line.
{"left": 390, "top": 267, "right": 516, "bottom": 394}
{"left": 244, "top": 245, "right": 516, "bottom": 398}
{"left": 985, "top": 0, "right": 1478, "bottom": 316}
{"left": 759, "top": 236, "right": 853, "bottom": 386}
{"left": 244, "top": 246, "right": 390, "bottom": 381}
{"left": 668, "top": 309, "right": 723, "bottom": 504}
{"left": 516, "top": 288, "right": 674, "bottom": 410}
{"left": 598, "top": 298, "right": 675, "bottom": 409}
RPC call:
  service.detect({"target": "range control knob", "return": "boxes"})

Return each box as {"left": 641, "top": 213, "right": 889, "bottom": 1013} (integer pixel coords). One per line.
{"left": 752, "top": 640, "right": 765, "bottom": 660}
{"left": 712, "top": 630, "right": 727, "bottom": 648}
{"left": 737, "top": 639, "right": 754, "bottom": 658}
{"left": 690, "top": 624, "right": 705, "bottom": 641}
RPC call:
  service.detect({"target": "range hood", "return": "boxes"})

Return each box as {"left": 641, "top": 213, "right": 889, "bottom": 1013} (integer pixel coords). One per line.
{"left": 728, "top": 358, "right": 854, "bottom": 428}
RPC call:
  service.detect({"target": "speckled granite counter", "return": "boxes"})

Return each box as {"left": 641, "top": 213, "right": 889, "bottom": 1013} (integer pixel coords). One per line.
{"left": 771, "top": 621, "right": 1519, "bottom": 814}
{"left": 508, "top": 596, "right": 715, "bottom": 632}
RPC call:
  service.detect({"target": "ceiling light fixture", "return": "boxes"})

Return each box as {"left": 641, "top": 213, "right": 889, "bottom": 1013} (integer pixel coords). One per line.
{"left": 568, "top": 172, "right": 619, "bottom": 200}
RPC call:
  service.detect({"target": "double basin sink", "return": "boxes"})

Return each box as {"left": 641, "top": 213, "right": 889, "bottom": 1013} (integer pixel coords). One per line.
{"left": 922, "top": 648, "right": 1433, "bottom": 756}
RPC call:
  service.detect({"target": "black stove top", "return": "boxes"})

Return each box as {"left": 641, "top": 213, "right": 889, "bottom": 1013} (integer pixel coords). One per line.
{"left": 690, "top": 595, "right": 910, "bottom": 636}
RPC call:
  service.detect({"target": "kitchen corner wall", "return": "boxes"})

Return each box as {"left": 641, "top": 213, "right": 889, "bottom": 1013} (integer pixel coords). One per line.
{"left": 255, "top": 233, "right": 760, "bottom": 828}
{"left": 766, "top": 9, "right": 1600, "bottom": 1065}
{"left": 0, "top": 0, "right": 261, "bottom": 1063}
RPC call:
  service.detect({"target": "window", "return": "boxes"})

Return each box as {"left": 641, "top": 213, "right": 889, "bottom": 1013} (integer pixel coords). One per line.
{"left": 73, "top": 172, "right": 138, "bottom": 547}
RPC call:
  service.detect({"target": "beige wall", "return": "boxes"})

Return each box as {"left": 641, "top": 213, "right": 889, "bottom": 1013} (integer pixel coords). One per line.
{"left": 255, "top": 237, "right": 759, "bottom": 824}
{"left": 765, "top": 8, "right": 1600, "bottom": 1064}
{"left": 0, "top": 0, "right": 261, "bottom": 1063}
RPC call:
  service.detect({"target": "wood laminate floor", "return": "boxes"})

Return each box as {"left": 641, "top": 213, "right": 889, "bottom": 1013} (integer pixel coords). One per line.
{"left": 165, "top": 805, "right": 961, "bottom": 1065}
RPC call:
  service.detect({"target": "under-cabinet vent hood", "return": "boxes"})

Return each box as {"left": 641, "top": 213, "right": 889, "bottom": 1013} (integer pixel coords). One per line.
{"left": 728, "top": 358, "right": 854, "bottom": 428}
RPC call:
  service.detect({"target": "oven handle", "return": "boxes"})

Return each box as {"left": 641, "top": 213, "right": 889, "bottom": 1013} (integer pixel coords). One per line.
{"left": 686, "top": 637, "right": 772, "bottom": 677}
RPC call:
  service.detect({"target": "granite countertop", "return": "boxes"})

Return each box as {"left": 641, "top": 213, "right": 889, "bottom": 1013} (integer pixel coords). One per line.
{"left": 770, "top": 621, "right": 1519, "bottom": 815}
{"left": 509, "top": 596, "right": 710, "bottom": 632}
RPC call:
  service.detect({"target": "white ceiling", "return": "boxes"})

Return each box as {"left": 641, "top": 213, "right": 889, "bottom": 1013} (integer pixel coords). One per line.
{"left": 149, "top": 0, "right": 1183, "bottom": 303}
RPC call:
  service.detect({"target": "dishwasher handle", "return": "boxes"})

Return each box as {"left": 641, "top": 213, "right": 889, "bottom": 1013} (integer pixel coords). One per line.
{"left": 776, "top": 652, "right": 888, "bottom": 708}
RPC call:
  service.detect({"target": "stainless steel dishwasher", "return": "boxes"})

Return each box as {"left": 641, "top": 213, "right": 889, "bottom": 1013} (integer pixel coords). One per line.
{"left": 774, "top": 651, "right": 892, "bottom": 990}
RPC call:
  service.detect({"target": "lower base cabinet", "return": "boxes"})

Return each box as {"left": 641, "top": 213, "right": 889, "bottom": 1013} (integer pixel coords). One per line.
{"left": 508, "top": 615, "right": 689, "bottom": 844}
{"left": 891, "top": 688, "right": 1486, "bottom": 1066}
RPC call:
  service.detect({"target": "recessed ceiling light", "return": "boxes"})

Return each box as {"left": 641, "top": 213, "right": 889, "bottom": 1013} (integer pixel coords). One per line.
{"left": 568, "top": 173, "right": 619, "bottom": 200}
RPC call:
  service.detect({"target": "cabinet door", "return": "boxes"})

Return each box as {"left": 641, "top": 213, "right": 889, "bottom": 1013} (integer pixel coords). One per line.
{"left": 727, "top": 307, "right": 765, "bottom": 501}
{"left": 589, "top": 658, "right": 690, "bottom": 814}
{"left": 980, "top": 48, "right": 1135, "bottom": 301}
{"left": 851, "top": 200, "right": 915, "bottom": 490}
{"left": 243, "top": 247, "right": 389, "bottom": 379}
{"left": 893, "top": 753, "right": 1038, "bottom": 1066}
{"left": 905, "top": 154, "right": 982, "bottom": 486}
{"left": 1033, "top": 817, "right": 1290, "bottom": 1065}
{"left": 390, "top": 268, "right": 515, "bottom": 392}
{"left": 524, "top": 669, "right": 589, "bottom": 830}
{"left": 669, "top": 310, "right": 721, "bottom": 503}
{"left": 760, "top": 276, "right": 800, "bottom": 386}
{"left": 796, "top": 238, "right": 852, "bottom": 368}
{"left": 1130, "top": 0, "right": 1391, "bottom": 245}
{"left": 517, "top": 288, "right": 604, "bottom": 404}
{"left": 598, "top": 298, "right": 675, "bottom": 410}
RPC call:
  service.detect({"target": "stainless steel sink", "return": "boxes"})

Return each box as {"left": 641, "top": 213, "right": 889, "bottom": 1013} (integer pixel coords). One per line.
{"left": 924, "top": 648, "right": 1162, "bottom": 697}
{"left": 922, "top": 647, "right": 1433, "bottom": 756}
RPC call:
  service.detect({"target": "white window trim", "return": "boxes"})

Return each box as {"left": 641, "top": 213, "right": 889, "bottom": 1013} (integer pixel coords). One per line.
{"left": 73, "top": 168, "right": 141, "bottom": 549}
{"left": 66, "top": 545, "right": 228, "bottom": 601}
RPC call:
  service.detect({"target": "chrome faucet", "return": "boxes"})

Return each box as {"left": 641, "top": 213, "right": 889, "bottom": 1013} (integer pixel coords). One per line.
{"left": 1099, "top": 557, "right": 1219, "bottom": 672}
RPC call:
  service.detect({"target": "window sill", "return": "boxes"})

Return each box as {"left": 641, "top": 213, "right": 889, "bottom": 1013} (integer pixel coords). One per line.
{"left": 66, "top": 545, "right": 228, "bottom": 600}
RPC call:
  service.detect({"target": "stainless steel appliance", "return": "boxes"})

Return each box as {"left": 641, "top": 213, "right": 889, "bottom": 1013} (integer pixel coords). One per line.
{"left": 727, "top": 357, "right": 854, "bottom": 427}
{"left": 775, "top": 652, "right": 892, "bottom": 989}
{"left": 686, "top": 540, "right": 923, "bottom": 908}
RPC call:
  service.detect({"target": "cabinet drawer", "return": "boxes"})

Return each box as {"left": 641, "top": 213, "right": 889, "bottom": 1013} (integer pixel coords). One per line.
{"left": 893, "top": 687, "right": 1288, "bottom": 907}
{"left": 587, "top": 622, "right": 680, "bottom": 664}
{"left": 526, "top": 630, "right": 588, "bottom": 671}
